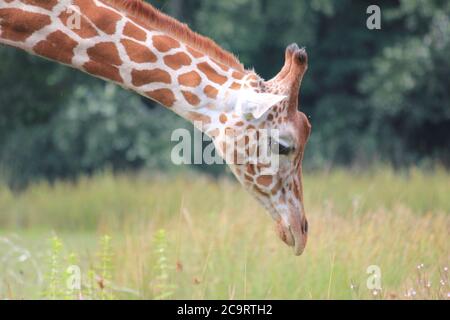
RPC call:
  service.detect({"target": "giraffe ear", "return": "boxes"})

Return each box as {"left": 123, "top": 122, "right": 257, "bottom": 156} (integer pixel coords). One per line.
{"left": 236, "top": 90, "right": 287, "bottom": 120}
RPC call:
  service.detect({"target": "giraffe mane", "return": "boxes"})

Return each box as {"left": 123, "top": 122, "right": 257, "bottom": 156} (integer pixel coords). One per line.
{"left": 104, "top": 0, "right": 246, "bottom": 73}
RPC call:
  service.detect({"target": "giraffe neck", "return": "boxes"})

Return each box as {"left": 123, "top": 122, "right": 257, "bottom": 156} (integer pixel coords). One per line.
{"left": 0, "top": 0, "right": 250, "bottom": 131}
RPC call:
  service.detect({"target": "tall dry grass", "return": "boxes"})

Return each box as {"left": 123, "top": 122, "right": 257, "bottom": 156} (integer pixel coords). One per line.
{"left": 0, "top": 168, "right": 448, "bottom": 299}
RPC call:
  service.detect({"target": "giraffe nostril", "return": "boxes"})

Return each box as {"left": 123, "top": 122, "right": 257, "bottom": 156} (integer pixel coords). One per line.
{"left": 296, "top": 49, "right": 308, "bottom": 65}
{"left": 303, "top": 219, "right": 308, "bottom": 234}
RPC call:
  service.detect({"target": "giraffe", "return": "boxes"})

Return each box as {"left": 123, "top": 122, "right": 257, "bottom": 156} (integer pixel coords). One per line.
{"left": 0, "top": 0, "right": 311, "bottom": 255}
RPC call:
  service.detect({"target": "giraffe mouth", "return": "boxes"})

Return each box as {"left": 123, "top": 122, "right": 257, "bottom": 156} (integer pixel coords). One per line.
{"left": 290, "top": 225, "right": 307, "bottom": 256}
{"left": 276, "top": 216, "right": 307, "bottom": 256}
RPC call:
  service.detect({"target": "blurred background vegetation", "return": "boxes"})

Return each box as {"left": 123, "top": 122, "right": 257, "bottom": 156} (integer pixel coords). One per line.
{"left": 0, "top": 0, "right": 449, "bottom": 188}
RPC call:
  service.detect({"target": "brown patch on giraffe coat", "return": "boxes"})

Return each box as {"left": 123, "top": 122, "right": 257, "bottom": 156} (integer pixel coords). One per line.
{"left": 257, "top": 175, "right": 273, "bottom": 187}
{"left": 131, "top": 69, "right": 171, "bottom": 87}
{"left": 253, "top": 185, "right": 270, "bottom": 198}
{"left": 219, "top": 142, "right": 227, "bottom": 154}
{"left": 105, "top": 0, "right": 245, "bottom": 72}
{"left": 232, "top": 71, "right": 244, "bottom": 80}
{"left": 271, "top": 179, "right": 283, "bottom": 196}
{"left": 292, "top": 179, "right": 301, "bottom": 201}
{"left": 83, "top": 61, "right": 123, "bottom": 83}
{"left": 121, "top": 39, "right": 157, "bottom": 63}
{"left": 163, "top": 52, "right": 192, "bottom": 70}
{"left": 247, "top": 141, "right": 257, "bottom": 158}
{"left": 207, "top": 128, "right": 220, "bottom": 138}
{"left": 224, "top": 127, "right": 236, "bottom": 137}
{"left": 203, "top": 85, "right": 218, "bottom": 99}
{"left": 178, "top": 71, "right": 201, "bottom": 87}
{"left": 87, "top": 42, "right": 122, "bottom": 66}
{"left": 235, "top": 121, "right": 245, "bottom": 127}
{"left": 187, "top": 46, "right": 203, "bottom": 58}
{"left": 74, "top": 0, "right": 121, "bottom": 35}
{"left": 58, "top": 10, "right": 99, "bottom": 39}
{"left": 232, "top": 148, "right": 245, "bottom": 165}
{"left": 33, "top": 30, "right": 78, "bottom": 64}
{"left": 219, "top": 114, "right": 228, "bottom": 124}
{"left": 213, "top": 59, "right": 229, "bottom": 72}
{"left": 229, "top": 82, "right": 241, "bottom": 90}
{"left": 21, "top": 0, "right": 58, "bottom": 10}
{"left": 145, "top": 89, "right": 176, "bottom": 107}
{"left": 245, "top": 175, "right": 253, "bottom": 183}
{"left": 0, "top": 8, "right": 51, "bottom": 42}
{"left": 123, "top": 22, "right": 147, "bottom": 41}
{"left": 247, "top": 164, "right": 256, "bottom": 175}
{"left": 188, "top": 112, "right": 211, "bottom": 125}
{"left": 197, "top": 62, "right": 228, "bottom": 85}
{"left": 182, "top": 91, "right": 201, "bottom": 106}
{"left": 152, "top": 35, "right": 180, "bottom": 52}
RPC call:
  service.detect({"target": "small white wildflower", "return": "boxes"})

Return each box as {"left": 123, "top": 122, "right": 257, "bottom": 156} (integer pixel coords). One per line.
{"left": 447, "top": 292, "right": 450, "bottom": 298}
{"left": 426, "top": 281, "right": 431, "bottom": 288}
{"left": 407, "top": 288, "right": 417, "bottom": 297}
{"left": 372, "top": 290, "right": 379, "bottom": 296}
{"left": 444, "top": 267, "right": 448, "bottom": 272}
{"left": 440, "top": 279, "right": 446, "bottom": 286}
{"left": 18, "top": 253, "right": 29, "bottom": 262}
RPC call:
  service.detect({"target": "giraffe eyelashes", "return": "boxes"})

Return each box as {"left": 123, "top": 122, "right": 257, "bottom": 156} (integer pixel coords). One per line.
{"left": 278, "top": 143, "right": 294, "bottom": 156}
{"left": 270, "top": 138, "right": 294, "bottom": 156}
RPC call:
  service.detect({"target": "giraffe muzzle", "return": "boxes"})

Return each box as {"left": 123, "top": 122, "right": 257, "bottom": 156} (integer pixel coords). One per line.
{"left": 275, "top": 211, "right": 308, "bottom": 256}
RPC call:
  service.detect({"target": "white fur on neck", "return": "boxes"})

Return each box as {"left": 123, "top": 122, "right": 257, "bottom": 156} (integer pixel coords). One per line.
{"left": 226, "top": 88, "right": 286, "bottom": 120}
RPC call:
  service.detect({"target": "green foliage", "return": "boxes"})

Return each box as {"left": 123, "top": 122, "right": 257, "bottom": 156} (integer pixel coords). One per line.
{"left": 151, "top": 229, "right": 176, "bottom": 299}
{"left": 40, "top": 234, "right": 117, "bottom": 300}
{"left": 361, "top": 0, "right": 450, "bottom": 167}
{"left": 98, "top": 235, "right": 114, "bottom": 300}
{"left": 64, "top": 253, "right": 81, "bottom": 299}
{"left": 43, "top": 236, "right": 64, "bottom": 299}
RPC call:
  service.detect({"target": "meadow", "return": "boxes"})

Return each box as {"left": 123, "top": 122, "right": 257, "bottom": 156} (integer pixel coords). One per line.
{"left": 0, "top": 168, "right": 448, "bottom": 300}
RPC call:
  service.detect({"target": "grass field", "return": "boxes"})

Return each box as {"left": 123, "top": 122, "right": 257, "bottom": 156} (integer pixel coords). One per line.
{"left": 0, "top": 168, "right": 448, "bottom": 299}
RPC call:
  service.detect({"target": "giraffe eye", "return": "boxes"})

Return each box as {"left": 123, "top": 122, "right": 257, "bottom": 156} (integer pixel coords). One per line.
{"left": 271, "top": 139, "right": 294, "bottom": 155}
{"left": 278, "top": 143, "right": 294, "bottom": 155}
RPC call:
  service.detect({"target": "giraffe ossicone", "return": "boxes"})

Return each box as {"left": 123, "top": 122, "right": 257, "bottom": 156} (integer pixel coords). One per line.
{"left": 0, "top": 0, "right": 311, "bottom": 256}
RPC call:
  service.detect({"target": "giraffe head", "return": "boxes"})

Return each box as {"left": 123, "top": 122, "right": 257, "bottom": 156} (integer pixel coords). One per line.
{"left": 212, "top": 44, "right": 310, "bottom": 255}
